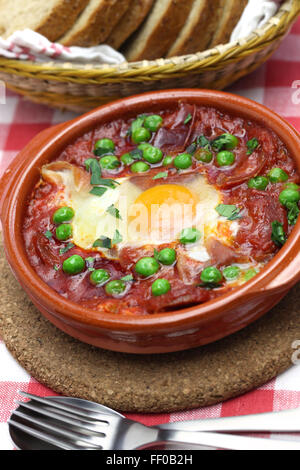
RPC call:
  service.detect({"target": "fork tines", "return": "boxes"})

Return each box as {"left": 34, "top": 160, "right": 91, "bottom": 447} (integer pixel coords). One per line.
{"left": 9, "top": 391, "right": 121, "bottom": 450}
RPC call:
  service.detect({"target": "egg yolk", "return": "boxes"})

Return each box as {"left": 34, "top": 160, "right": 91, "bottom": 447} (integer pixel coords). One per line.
{"left": 131, "top": 184, "right": 199, "bottom": 238}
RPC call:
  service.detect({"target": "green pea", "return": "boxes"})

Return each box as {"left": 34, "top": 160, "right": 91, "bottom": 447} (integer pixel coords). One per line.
{"left": 105, "top": 280, "right": 126, "bottom": 296}
{"left": 121, "top": 153, "right": 135, "bottom": 166}
{"left": 157, "top": 248, "right": 176, "bottom": 266}
{"left": 131, "top": 161, "right": 150, "bottom": 173}
{"left": 268, "top": 168, "right": 289, "bottom": 183}
{"left": 279, "top": 188, "right": 300, "bottom": 207}
{"left": 201, "top": 266, "right": 223, "bottom": 284}
{"left": 216, "top": 151, "right": 235, "bottom": 167}
{"left": 138, "top": 143, "right": 152, "bottom": 152}
{"left": 244, "top": 269, "right": 258, "bottom": 282}
{"left": 223, "top": 265, "right": 241, "bottom": 281}
{"left": 163, "top": 156, "right": 174, "bottom": 166}
{"left": 132, "top": 127, "right": 151, "bottom": 144}
{"left": 90, "top": 269, "right": 110, "bottom": 286}
{"left": 53, "top": 207, "right": 74, "bottom": 224}
{"left": 56, "top": 224, "right": 72, "bottom": 241}
{"left": 179, "top": 228, "right": 201, "bottom": 245}
{"left": 285, "top": 182, "right": 299, "bottom": 191}
{"left": 142, "top": 145, "right": 163, "bottom": 164}
{"left": 144, "top": 115, "right": 163, "bottom": 132}
{"left": 212, "top": 133, "right": 239, "bottom": 151}
{"left": 248, "top": 176, "right": 269, "bottom": 191}
{"left": 135, "top": 257, "right": 160, "bottom": 277}
{"left": 174, "top": 153, "right": 193, "bottom": 170}
{"left": 63, "top": 255, "right": 85, "bottom": 275}
{"left": 99, "top": 155, "right": 120, "bottom": 170}
{"left": 194, "top": 149, "right": 213, "bottom": 163}
{"left": 94, "top": 138, "right": 115, "bottom": 153}
{"left": 152, "top": 278, "right": 171, "bottom": 297}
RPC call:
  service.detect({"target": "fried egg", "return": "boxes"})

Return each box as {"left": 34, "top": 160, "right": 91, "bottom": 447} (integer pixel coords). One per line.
{"left": 42, "top": 163, "right": 240, "bottom": 262}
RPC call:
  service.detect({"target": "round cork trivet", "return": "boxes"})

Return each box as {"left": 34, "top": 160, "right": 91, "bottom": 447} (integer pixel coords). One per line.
{"left": 0, "top": 241, "right": 299, "bottom": 413}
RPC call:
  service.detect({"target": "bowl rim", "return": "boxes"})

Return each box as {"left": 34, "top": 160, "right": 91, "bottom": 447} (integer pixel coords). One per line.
{"left": 2, "top": 88, "right": 300, "bottom": 332}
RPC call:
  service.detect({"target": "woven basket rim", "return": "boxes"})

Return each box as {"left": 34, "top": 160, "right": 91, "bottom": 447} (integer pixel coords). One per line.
{"left": 0, "top": 0, "right": 298, "bottom": 78}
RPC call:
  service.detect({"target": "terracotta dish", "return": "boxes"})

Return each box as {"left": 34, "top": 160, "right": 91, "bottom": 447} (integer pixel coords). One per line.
{"left": 1, "top": 90, "right": 300, "bottom": 354}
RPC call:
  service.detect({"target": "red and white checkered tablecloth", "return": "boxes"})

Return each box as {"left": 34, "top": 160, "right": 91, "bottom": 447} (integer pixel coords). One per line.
{"left": 0, "top": 19, "right": 300, "bottom": 450}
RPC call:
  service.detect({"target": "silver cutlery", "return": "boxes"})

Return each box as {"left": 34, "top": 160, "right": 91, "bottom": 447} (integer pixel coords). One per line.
{"left": 159, "top": 407, "right": 300, "bottom": 433}
{"left": 7, "top": 392, "right": 300, "bottom": 450}
{"left": 16, "top": 391, "right": 300, "bottom": 433}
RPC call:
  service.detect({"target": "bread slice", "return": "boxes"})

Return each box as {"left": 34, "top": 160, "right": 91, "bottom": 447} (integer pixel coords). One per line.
{"left": 106, "top": 0, "right": 155, "bottom": 50}
{"left": 209, "top": 0, "right": 248, "bottom": 48}
{"left": 167, "top": 0, "right": 223, "bottom": 57}
{"left": 59, "top": 0, "right": 131, "bottom": 47}
{"left": 0, "top": 0, "right": 89, "bottom": 41}
{"left": 123, "top": 0, "right": 195, "bottom": 62}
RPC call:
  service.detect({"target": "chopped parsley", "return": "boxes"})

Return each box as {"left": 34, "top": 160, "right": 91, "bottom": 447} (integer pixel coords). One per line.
{"left": 93, "top": 237, "right": 112, "bottom": 249}
{"left": 107, "top": 204, "right": 122, "bottom": 220}
{"left": 211, "top": 134, "right": 238, "bottom": 152}
{"left": 44, "top": 230, "right": 53, "bottom": 240}
{"left": 94, "top": 147, "right": 113, "bottom": 157}
{"left": 89, "top": 179, "right": 120, "bottom": 196}
{"left": 93, "top": 230, "right": 123, "bottom": 249}
{"left": 153, "top": 171, "right": 168, "bottom": 180}
{"left": 94, "top": 147, "right": 114, "bottom": 157}
{"left": 112, "top": 229, "right": 123, "bottom": 245}
{"left": 196, "top": 135, "right": 211, "bottom": 148}
{"left": 59, "top": 243, "right": 75, "bottom": 255}
{"left": 90, "top": 187, "right": 108, "bottom": 197}
{"left": 99, "top": 178, "right": 120, "bottom": 188}
{"left": 85, "top": 158, "right": 119, "bottom": 191}
{"left": 121, "top": 274, "right": 134, "bottom": 282}
{"left": 91, "top": 177, "right": 120, "bottom": 189}
{"left": 129, "top": 148, "right": 143, "bottom": 160}
{"left": 186, "top": 135, "right": 213, "bottom": 164}
{"left": 85, "top": 158, "right": 102, "bottom": 185}
{"left": 186, "top": 136, "right": 211, "bottom": 155}
{"left": 215, "top": 204, "right": 242, "bottom": 220}
{"left": 286, "top": 202, "right": 300, "bottom": 226}
{"left": 246, "top": 138, "right": 260, "bottom": 155}
{"left": 197, "top": 283, "right": 221, "bottom": 290}
{"left": 184, "top": 113, "right": 193, "bottom": 125}
{"left": 271, "top": 221, "right": 287, "bottom": 247}
{"left": 211, "top": 136, "right": 229, "bottom": 151}
{"left": 86, "top": 257, "right": 96, "bottom": 271}
{"left": 127, "top": 115, "right": 146, "bottom": 136}
{"left": 186, "top": 142, "right": 197, "bottom": 155}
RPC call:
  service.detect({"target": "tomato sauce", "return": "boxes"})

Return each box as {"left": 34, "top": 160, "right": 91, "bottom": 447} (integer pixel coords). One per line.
{"left": 23, "top": 102, "right": 300, "bottom": 315}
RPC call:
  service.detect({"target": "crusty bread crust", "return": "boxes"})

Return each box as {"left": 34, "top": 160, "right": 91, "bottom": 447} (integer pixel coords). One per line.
{"left": 59, "top": 0, "right": 131, "bottom": 47}
{"left": 106, "top": 0, "right": 155, "bottom": 50}
{"left": 0, "top": 0, "right": 89, "bottom": 42}
{"left": 124, "top": 0, "right": 195, "bottom": 62}
{"left": 167, "top": 0, "right": 222, "bottom": 57}
{"left": 36, "top": 0, "right": 90, "bottom": 42}
{"left": 209, "top": 0, "right": 248, "bottom": 48}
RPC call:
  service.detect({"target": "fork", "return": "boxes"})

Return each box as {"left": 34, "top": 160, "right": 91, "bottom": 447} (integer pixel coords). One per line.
{"left": 8, "top": 393, "right": 300, "bottom": 450}
{"left": 14, "top": 391, "right": 300, "bottom": 433}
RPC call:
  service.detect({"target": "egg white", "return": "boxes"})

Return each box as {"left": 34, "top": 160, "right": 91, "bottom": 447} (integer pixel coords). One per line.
{"left": 42, "top": 163, "right": 240, "bottom": 261}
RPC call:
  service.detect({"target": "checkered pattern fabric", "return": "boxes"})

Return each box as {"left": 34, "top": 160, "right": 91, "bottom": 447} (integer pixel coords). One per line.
{"left": 0, "top": 19, "right": 300, "bottom": 450}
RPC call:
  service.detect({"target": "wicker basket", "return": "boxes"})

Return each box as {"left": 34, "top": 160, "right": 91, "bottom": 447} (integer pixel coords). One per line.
{"left": 0, "top": 0, "right": 299, "bottom": 113}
